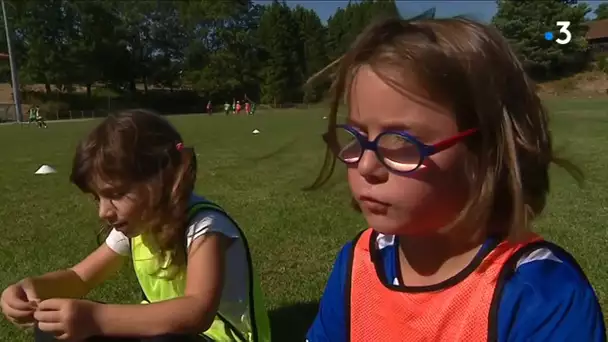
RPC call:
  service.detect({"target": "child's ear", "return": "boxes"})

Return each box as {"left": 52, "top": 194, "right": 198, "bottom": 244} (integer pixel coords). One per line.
{"left": 351, "top": 197, "right": 362, "bottom": 212}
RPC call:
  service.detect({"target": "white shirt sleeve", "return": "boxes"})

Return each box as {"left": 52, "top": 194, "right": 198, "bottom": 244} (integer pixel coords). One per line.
{"left": 104, "top": 211, "right": 239, "bottom": 256}
{"left": 186, "top": 210, "right": 241, "bottom": 249}
{"left": 105, "top": 229, "right": 131, "bottom": 256}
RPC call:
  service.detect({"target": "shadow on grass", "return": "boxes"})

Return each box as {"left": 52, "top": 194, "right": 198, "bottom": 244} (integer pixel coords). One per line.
{"left": 251, "top": 137, "right": 299, "bottom": 161}
{"left": 270, "top": 301, "right": 319, "bottom": 341}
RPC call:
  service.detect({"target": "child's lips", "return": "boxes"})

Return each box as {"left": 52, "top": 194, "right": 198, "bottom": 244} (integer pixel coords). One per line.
{"left": 111, "top": 222, "right": 128, "bottom": 231}
{"left": 359, "top": 196, "right": 390, "bottom": 214}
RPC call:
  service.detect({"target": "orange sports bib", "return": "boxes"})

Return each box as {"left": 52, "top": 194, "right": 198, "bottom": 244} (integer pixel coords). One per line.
{"left": 349, "top": 229, "right": 541, "bottom": 342}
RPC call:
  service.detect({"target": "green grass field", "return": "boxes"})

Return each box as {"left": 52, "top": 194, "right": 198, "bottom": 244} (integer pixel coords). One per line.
{"left": 1, "top": 99, "right": 607, "bottom": 341}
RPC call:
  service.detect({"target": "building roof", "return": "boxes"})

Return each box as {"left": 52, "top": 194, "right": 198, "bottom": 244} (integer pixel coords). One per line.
{"left": 586, "top": 19, "right": 608, "bottom": 40}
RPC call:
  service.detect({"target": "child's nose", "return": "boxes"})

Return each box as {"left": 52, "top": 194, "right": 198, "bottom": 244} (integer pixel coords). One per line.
{"left": 97, "top": 198, "right": 115, "bottom": 221}
{"left": 358, "top": 150, "right": 388, "bottom": 181}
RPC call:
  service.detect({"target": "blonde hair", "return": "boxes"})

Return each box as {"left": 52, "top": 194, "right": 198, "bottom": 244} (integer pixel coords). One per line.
{"left": 308, "top": 17, "right": 582, "bottom": 240}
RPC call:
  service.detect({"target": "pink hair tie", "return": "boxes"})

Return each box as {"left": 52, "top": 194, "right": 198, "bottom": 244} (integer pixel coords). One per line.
{"left": 176, "top": 142, "right": 184, "bottom": 151}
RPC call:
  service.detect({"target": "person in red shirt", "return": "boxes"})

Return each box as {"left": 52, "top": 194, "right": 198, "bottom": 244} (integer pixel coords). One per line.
{"left": 206, "top": 101, "right": 212, "bottom": 115}
{"left": 245, "top": 102, "right": 251, "bottom": 115}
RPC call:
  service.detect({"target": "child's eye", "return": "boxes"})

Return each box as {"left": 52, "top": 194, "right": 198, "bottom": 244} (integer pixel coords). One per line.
{"left": 107, "top": 192, "right": 126, "bottom": 200}
{"left": 98, "top": 189, "right": 126, "bottom": 200}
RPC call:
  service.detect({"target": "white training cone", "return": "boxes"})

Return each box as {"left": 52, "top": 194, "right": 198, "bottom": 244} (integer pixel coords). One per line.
{"left": 323, "top": 116, "right": 327, "bottom": 119}
{"left": 252, "top": 129, "right": 260, "bottom": 134}
{"left": 34, "top": 165, "right": 57, "bottom": 175}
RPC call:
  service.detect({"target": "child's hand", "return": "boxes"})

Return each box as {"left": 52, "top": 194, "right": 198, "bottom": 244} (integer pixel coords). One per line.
{"left": 34, "top": 299, "right": 100, "bottom": 340}
{"left": 0, "top": 279, "right": 40, "bottom": 328}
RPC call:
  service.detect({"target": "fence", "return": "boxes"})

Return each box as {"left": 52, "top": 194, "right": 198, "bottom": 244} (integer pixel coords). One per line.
{"left": 46, "top": 109, "right": 110, "bottom": 121}
{"left": 0, "top": 103, "right": 18, "bottom": 123}
{"left": 0, "top": 101, "right": 324, "bottom": 123}
{"left": 0, "top": 104, "right": 110, "bottom": 122}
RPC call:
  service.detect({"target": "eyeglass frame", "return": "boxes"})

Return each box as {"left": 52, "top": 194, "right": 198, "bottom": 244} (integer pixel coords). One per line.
{"left": 323, "top": 124, "right": 478, "bottom": 175}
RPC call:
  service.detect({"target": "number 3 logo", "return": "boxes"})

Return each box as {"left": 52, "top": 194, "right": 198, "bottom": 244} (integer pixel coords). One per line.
{"left": 556, "top": 21, "right": 572, "bottom": 45}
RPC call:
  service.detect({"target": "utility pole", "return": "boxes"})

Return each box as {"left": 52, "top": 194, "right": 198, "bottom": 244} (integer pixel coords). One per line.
{"left": 1, "top": 0, "right": 22, "bottom": 122}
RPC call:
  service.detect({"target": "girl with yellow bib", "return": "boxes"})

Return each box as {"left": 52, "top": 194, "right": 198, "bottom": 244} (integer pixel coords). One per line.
{"left": 1, "top": 109, "right": 271, "bottom": 342}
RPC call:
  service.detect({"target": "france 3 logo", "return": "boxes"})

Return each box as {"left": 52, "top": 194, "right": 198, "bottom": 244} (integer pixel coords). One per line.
{"left": 544, "top": 21, "right": 572, "bottom": 45}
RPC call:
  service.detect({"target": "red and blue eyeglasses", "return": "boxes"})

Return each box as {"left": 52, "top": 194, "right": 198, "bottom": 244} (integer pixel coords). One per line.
{"left": 324, "top": 124, "right": 478, "bottom": 174}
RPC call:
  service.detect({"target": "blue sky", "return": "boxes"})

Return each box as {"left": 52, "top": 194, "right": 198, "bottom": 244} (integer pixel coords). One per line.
{"left": 253, "top": 1, "right": 605, "bottom": 23}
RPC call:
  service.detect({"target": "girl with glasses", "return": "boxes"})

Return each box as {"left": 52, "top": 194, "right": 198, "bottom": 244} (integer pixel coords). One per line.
{"left": 306, "top": 17, "right": 605, "bottom": 342}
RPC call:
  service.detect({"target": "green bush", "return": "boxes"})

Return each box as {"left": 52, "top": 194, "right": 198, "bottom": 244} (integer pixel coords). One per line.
{"left": 91, "top": 87, "right": 121, "bottom": 98}
{"left": 598, "top": 56, "right": 608, "bottom": 73}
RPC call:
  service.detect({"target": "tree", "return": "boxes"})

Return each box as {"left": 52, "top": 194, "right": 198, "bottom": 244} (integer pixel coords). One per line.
{"left": 111, "top": 1, "right": 157, "bottom": 94}
{"left": 177, "top": 0, "right": 250, "bottom": 25}
{"left": 292, "top": 6, "right": 328, "bottom": 102}
{"left": 67, "top": 0, "right": 124, "bottom": 97}
{"left": 595, "top": 3, "right": 608, "bottom": 20}
{"left": 12, "top": 0, "right": 77, "bottom": 93}
{"left": 0, "top": 2, "right": 23, "bottom": 84}
{"left": 146, "top": 2, "right": 189, "bottom": 91}
{"left": 326, "top": 8, "right": 347, "bottom": 61}
{"left": 186, "top": 3, "right": 264, "bottom": 100}
{"left": 1, "top": 0, "right": 598, "bottom": 111}
{"left": 326, "top": 0, "right": 399, "bottom": 60}
{"left": 257, "top": 0, "right": 300, "bottom": 105}
{"left": 492, "top": 0, "right": 591, "bottom": 79}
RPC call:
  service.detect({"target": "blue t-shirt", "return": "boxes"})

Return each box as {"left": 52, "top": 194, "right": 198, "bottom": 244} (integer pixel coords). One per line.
{"left": 307, "top": 232, "right": 606, "bottom": 342}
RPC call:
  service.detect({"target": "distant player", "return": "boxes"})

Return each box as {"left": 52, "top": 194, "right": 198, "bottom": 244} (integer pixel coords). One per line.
{"left": 27, "top": 107, "right": 37, "bottom": 126}
{"left": 206, "top": 101, "right": 212, "bottom": 115}
{"left": 35, "top": 107, "right": 47, "bottom": 128}
{"left": 224, "top": 101, "right": 231, "bottom": 115}
{"left": 28, "top": 106, "right": 47, "bottom": 128}
{"left": 235, "top": 101, "right": 241, "bottom": 115}
{"left": 245, "top": 102, "right": 251, "bottom": 115}
{"left": 250, "top": 103, "right": 256, "bottom": 115}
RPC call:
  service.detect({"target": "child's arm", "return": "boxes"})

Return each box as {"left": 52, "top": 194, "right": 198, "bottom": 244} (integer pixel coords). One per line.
{"left": 306, "top": 242, "right": 353, "bottom": 342}
{"left": 28, "top": 244, "right": 125, "bottom": 300}
{"left": 92, "top": 232, "right": 230, "bottom": 337}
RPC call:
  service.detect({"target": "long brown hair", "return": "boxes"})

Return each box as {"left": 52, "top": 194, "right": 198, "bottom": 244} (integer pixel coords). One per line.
{"left": 308, "top": 17, "right": 583, "bottom": 240}
{"left": 70, "top": 109, "right": 196, "bottom": 269}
